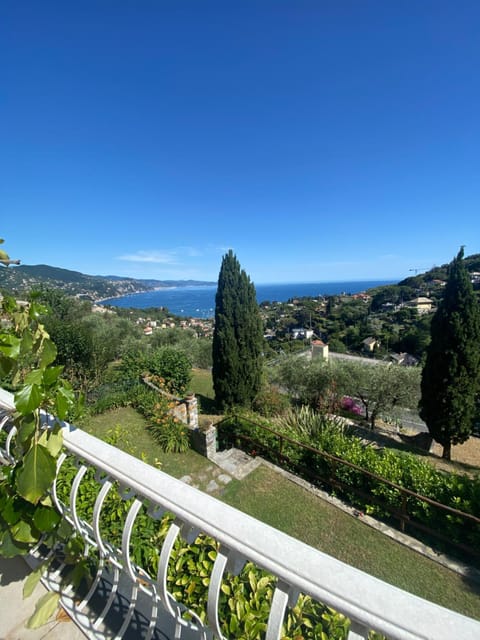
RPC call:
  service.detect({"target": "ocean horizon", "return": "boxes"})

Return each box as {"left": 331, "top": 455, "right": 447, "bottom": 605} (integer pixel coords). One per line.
{"left": 100, "top": 279, "right": 396, "bottom": 318}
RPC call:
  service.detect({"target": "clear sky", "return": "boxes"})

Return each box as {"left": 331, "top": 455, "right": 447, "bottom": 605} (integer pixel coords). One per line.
{"left": 1, "top": 1, "right": 479, "bottom": 284}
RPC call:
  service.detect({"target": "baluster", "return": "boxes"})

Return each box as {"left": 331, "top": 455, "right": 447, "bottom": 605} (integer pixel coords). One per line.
{"left": 265, "top": 580, "right": 299, "bottom": 640}
{"left": 0, "top": 414, "right": 15, "bottom": 462}
{"left": 347, "top": 620, "right": 370, "bottom": 639}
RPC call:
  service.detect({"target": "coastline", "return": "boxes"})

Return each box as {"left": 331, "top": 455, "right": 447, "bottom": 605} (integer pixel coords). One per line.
{"left": 97, "top": 279, "right": 396, "bottom": 318}
{"left": 97, "top": 283, "right": 217, "bottom": 306}
{"left": 96, "top": 287, "right": 162, "bottom": 305}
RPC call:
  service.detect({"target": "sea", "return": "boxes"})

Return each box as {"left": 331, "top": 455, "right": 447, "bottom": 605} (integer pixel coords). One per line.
{"left": 100, "top": 280, "right": 396, "bottom": 319}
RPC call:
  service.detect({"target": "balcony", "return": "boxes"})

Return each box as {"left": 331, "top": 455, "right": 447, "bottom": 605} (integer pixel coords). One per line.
{"left": 1, "top": 387, "right": 480, "bottom": 640}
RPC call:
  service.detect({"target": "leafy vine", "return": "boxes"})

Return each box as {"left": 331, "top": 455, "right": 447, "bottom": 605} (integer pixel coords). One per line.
{"left": 0, "top": 238, "right": 81, "bottom": 625}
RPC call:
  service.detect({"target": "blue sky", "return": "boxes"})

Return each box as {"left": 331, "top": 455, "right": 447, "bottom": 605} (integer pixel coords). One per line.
{"left": 1, "top": 1, "right": 479, "bottom": 284}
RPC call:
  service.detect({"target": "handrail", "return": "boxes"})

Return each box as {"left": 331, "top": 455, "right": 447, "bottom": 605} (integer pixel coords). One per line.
{"left": 228, "top": 415, "right": 480, "bottom": 523}
{"left": 1, "top": 389, "right": 480, "bottom": 639}
{"left": 218, "top": 414, "right": 480, "bottom": 557}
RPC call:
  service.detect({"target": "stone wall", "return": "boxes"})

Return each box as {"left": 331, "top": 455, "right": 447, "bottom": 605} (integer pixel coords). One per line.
{"left": 142, "top": 377, "right": 216, "bottom": 458}
{"left": 142, "top": 377, "right": 198, "bottom": 428}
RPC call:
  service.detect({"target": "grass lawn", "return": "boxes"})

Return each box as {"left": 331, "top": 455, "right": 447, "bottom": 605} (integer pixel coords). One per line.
{"left": 81, "top": 407, "right": 213, "bottom": 478}
{"left": 221, "top": 465, "right": 480, "bottom": 621}
{"left": 190, "top": 368, "right": 217, "bottom": 415}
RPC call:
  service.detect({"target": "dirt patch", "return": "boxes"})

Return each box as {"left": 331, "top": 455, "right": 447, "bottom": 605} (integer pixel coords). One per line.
{"left": 429, "top": 438, "right": 480, "bottom": 473}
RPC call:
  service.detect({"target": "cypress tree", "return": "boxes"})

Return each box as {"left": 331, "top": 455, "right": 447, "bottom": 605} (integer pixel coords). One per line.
{"left": 419, "top": 248, "right": 480, "bottom": 459}
{"left": 212, "top": 250, "right": 263, "bottom": 409}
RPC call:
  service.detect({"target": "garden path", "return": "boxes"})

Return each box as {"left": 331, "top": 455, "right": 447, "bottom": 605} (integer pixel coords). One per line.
{"left": 179, "top": 448, "right": 262, "bottom": 495}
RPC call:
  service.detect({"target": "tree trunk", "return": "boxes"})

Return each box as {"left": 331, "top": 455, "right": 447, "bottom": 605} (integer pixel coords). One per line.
{"left": 442, "top": 442, "right": 452, "bottom": 460}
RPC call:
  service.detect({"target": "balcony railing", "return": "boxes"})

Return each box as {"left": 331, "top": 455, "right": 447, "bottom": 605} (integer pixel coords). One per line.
{"left": 1, "top": 387, "right": 480, "bottom": 640}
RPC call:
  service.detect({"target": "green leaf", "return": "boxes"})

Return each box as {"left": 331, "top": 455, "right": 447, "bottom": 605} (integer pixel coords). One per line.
{"left": 42, "top": 365, "right": 63, "bottom": 387}
{"left": 15, "top": 384, "right": 43, "bottom": 414}
{"left": 0, "top": 334, "right": 21, "bottom": 359}
{"left": 40, "top": 494, "right": 53, "bottom": 507}
{"left": 28, "top": 301, "right": 49, "bottom": 321}
{"left": 23, "top": 564, "right": 47, "bottom": 599}
{"left": 16, "top": 413, "right": 37, "bottom": 445}
{"left": 257, "top": 576, "right": 272, "bottom": 590}
{"left": 39, "top": 339, "right": 57, "bottom": 369}
{"left": 0, "top": 354, "right": 13, "bottom": 377}
{"left": 16, "top": 443, "right": 56, "bottom": 504}
{"left": 11, "top": 519, "right": 38, "bottom": 543}
{"left": 20, "top": 330, "right": 33, "bottom": 356}
{"left": 67, "top": 560, "right": 91, "bottom": 589}
{"left": 56, "top": 518, "right": 74, "bottom": 540}
{"left": 1, "top": 294, "right": 17, "bottom": 313}
{"left": 26, "top": 591, "right": 60, "bottom": 628}
{"left": 54, "top": 385, "right": 75, "bottom": 420}
{"left": 38, "top": 424, "right": 63, "bottom": 457}
{"left": 33, "top": 505, "right": 61, "bottom": 532}
{"left": 0, "top": 529, "right": 29, "bottom": 557}
{"left": 24, "top": 369, "right": 44, "bottom": 385}
{"left": 0, "top": 495, "right": 22, "bottom": 525}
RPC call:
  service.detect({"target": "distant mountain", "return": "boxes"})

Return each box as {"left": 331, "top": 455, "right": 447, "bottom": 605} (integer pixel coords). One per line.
{"left": 0, "top": 264, "right": 215, "bottom": 301}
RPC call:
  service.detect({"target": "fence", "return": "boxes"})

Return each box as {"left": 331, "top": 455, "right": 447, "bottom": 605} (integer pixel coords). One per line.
{"left": 217, "top": 414, "right": 480, "bottom": 563}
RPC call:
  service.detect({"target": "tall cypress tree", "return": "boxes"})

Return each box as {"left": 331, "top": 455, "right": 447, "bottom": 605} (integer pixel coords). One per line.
{"left": 212, "top": 250, "right": 263, "bottom": 409}
{"left": 419, "top": 248, "right": 480, "bottom": 459}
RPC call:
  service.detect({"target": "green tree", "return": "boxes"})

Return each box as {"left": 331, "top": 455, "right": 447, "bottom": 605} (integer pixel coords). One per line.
{"left": 212, "top": 250, "right": 263, "bottom": 409}
{"left": 273, "top": 355, "right": 336, "bottom": 409}
{"left": 419, "top": 248, "right": 480, "bottom": 459}
{"left": 335, "top": 360, "right": 421, "bottom": 429}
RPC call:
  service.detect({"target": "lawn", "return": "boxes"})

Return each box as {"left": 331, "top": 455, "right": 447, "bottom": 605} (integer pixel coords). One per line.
{"left": 190, "top": 367, "right": 217, "bottom": 415}
{"left": 221, "top": 465, "right": 480, "bottom": 621}
{"left": 81, "top": 406, "right": 213, "bottom": 477}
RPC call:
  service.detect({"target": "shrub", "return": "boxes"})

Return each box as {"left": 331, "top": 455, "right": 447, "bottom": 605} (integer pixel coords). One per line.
{"left": 128, "top": 383, "right": 159, "bottom": 416}
{"left": 116, "top": 346, "right": 192, "bottom": 396}
{"left": 252, "top": 386, "right": 290, "bottom": 417}
{"left": 341, "top": 395, "right": 363, "bottom": 416}
{"left": 145, "top": 347, "right": 192, "bottom": 395}
{"left": 149, "top": 414, "right": 190, "bottom": 453}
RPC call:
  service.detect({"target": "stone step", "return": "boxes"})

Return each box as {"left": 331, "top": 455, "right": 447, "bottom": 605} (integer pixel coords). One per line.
{"left": 212, "top": 448, "right": 262, "bottom": 480}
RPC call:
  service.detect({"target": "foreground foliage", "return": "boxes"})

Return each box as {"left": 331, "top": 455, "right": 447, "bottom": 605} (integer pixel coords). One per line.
{"left": 0, "top": 291, "right": 85, "bottom": 626}
{"left": 0, "top": 295, "right": 78, "bottom": 557}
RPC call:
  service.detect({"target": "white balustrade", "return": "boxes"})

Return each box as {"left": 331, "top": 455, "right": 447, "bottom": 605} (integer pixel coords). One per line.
{"left": 1, "top": 388, "right": 480, "bottom": 640}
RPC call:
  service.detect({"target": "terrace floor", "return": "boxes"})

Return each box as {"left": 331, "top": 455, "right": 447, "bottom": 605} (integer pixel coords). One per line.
{"left": 0, "top": 556, "right": 86, "bottom": 639}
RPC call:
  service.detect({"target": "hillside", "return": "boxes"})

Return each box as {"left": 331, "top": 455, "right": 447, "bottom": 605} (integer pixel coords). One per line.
{"left": 0, "top": 264, "right": 215, "bottom": 301}
{"left": 398, "top": 253, "right": 480, "bottom": 288}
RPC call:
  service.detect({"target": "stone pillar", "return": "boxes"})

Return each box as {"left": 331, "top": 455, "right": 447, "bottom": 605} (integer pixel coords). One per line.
{"left": 190, "top": 422, "right": 217, "bottom": 459}
{"left": 185, "top": 393, "right": 199, "bottom": 430}
{"left": 204, "top": 423, "right": 217, "bottom": 459}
